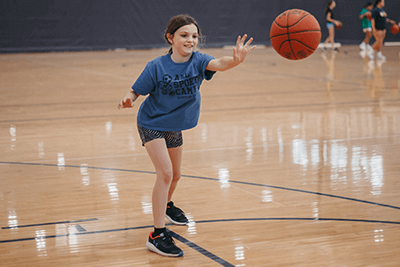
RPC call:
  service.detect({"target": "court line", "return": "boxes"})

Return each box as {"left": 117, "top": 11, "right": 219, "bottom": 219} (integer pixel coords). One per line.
{"left": 75, "top": 225, "right": 87, "bottom": 232}
{"left": 1, "top": 217, "right": 398, "bottom": 266}
{"left": 1, "top": 218, "right": 98, "bottom": 229}
{"left": 0, "top": 223, "right": 234, "bottom": 266}
{"left": 168, "top": 230, "right": 235, "bottom": 267}
{"left": 1, "top": 217, "right": 399, "bottom": 245}
{"left": 1, "top": 161, "right": 400, "bottom": 211}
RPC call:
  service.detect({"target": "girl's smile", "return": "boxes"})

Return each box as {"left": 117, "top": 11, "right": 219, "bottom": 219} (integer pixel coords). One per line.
{"left": 167, "top": 24, "right": 199, "bottom": 63}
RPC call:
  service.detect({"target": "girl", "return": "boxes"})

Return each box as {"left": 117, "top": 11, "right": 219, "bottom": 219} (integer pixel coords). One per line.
{"left": 118, "top": 14, "right": 255, "bottom": 257}
{"left": 323, "top": 1, "right": 341, "bottom": 51}
{"left": 359, "top": 2, "right": 374, "bottom": 51}
{"left": 369, "top": 0, "right": 396, "bottom": 60}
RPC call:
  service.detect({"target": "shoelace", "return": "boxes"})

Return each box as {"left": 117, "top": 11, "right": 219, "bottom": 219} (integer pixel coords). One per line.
{"left": 170, "top": 205, "right": 184, "bottom": 216}
{"left": 160, "top": 233, "right": 176, "bottom": 247}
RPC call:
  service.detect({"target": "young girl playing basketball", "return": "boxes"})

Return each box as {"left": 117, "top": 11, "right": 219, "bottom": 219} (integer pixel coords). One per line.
{"left": 359, "top": 2, "right": 374, "bottom": 51}
{"left": 368, "top": 0, "right": 396, "bottom": 60}
{"left": 118, "top": 14, "right": 255, "bottom": 257}
{"left": 323, "top": 1, "right": 341, "bottom": 51}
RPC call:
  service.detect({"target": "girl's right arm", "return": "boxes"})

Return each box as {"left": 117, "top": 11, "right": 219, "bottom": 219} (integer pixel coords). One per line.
{"left": 118, "top": 89, "right": 140, "bottom": 109}
{"left": 326, "top": 12, "right": 337, "bottom": 25}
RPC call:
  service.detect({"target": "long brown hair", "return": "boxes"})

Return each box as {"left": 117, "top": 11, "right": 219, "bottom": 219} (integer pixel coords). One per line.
{"left": 164, "top": 14, "right": 203, "bottom": 54}
{"left": 325, "top": 1, "right": 335, "bottom": 13}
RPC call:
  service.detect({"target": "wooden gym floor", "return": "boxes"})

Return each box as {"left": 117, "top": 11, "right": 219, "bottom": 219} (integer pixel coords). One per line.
{"left": 1, "top": 45, "right": 400, "bottom": 266}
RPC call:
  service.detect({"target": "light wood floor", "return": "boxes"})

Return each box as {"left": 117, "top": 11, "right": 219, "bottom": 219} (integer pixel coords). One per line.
{"left": 1, "top": 45, "right": 400, "bottom": 266}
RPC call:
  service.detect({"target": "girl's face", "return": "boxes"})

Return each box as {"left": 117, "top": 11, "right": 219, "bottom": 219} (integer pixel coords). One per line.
{"left": 331, "top": 1, "right": 336, "bottom": 9}
{"left": 367, "top": 5, "right": 373, "bottom": 10}
{"left": 168, "top": 24, "right": 199, "bottom": 58}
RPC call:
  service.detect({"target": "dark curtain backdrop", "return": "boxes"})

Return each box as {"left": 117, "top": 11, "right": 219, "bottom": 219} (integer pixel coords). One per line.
{"left": 1, "top": 0, "right": 399, "bottom": 53}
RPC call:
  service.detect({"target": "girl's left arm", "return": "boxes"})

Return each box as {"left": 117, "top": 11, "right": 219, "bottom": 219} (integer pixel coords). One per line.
{"left": 206, "top": 34, "right": 256, "bottom": 72}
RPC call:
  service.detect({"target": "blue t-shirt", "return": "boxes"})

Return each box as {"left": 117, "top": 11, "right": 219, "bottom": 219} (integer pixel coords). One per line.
{"left": 132, "top": 51, "right": 216, "bottom": 131}
{"left": 371, "top": 7, "right": 387, "bottom": 30}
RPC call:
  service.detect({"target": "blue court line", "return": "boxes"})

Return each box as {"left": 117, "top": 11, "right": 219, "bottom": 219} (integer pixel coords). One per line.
{"left": 168, "top": 230, "right": 234, "bottom": 267}
{"left": 184, "top": 175, "right": 400, "bottom": 211}
{"left": 1, "top": 218, "right": 399, "bottom": 266}
{"left": 1, "top": 161, "right": 400, "bottom": 211}
{"left": 1, "top": 218, "right": 98, "bottom": 230}
{"left": 0, "top": 224, "right": 154, "bottom": 244}
{"left": 1, "top": 217, "right": 399, "bottom": 244}
{"left": 193, "top": 217, "right": 400, "bottom": 225}
{"left": 75, "top": 225, "right": 87, "bottom": 232}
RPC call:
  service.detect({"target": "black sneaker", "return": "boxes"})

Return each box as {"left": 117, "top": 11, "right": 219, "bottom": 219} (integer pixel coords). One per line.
{"left": 166, "top": 201, "right": 189, "bottom": 225}
{"left": 146, "top": 231, "right": 183, "bottom": 257}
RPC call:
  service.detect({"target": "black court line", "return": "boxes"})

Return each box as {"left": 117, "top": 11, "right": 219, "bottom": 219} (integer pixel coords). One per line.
{"left": 1, "top": 217, "right": 399, "bottom": 244}
{"left": 75, "top": 225, "right": 87, "bottom": 232}
{"left": 1, "top": 218, "right": 399, "bottom": 266}
{"left": 1, "top": 161, "right": 400, "bottom": 211}
{"left": 168, "top": 230, "right": 235, "bottom": 267}
{"left": 193, "top": 217, "right": 400, "bottom": 225}
{"left": 1, "top": 218, "right": 98, "bottom": 230}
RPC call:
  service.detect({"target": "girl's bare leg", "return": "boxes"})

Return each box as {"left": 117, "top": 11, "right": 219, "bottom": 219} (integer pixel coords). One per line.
{"left": 167, "top": 146, "right": 183, "bottom": 202}
{"left": 144, "top": 139, "right": 173, "bottom": 228}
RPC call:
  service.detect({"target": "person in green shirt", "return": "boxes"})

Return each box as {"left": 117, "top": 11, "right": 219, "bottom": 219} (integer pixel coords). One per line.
{"left": 359, "top": 2, "right": 374, "bottom": 51}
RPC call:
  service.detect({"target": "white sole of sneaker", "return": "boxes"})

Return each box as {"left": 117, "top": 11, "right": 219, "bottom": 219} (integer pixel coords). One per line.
{"left": 165, "top": 215, "right": 188, "bottom": 225}
{"left": 146, "top": 241, "right": 184, "bottom": 257}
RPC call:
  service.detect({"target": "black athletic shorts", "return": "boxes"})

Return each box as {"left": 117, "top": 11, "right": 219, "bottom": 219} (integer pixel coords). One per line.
{"left": 137, "top": 123, "right": 183, "bottom": 148}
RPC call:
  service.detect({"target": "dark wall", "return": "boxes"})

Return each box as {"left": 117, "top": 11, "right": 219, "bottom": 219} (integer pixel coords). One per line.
{"left": 1, "top": 0, "right": 399, "bottom": 53}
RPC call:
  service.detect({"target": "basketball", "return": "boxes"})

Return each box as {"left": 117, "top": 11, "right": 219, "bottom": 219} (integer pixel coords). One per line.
{"left": 335, "top": 21, "right": 343, "bottom": 30}
{"left": 270, "top": 9, "right": 321, "bottom": 60}
{"left": 391, "top": 24, "right": 399, "bottom": 35}
{"left": 366, "top": 12, "right": 371, "bottom": 20}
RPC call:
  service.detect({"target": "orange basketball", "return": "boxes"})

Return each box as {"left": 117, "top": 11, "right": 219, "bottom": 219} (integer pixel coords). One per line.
{"left": 335, "top": 21, "right": 343, "bottom": 30}
{"left": 270, "top": 9, "right": 321, "bottom": 60}
{"left": 366, "top": 12, "right": 371, "bottom": 20}
{"left": 391, "top": 24, "right": 399, "bottom": 35}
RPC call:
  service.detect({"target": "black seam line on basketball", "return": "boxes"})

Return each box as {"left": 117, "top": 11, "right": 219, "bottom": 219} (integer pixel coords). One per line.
{"left": 273, "top": 13, "right": 310, "bottom": 29}
{"left": 1, "top": 218, "right": 98, "bottom": 230}
{"left": 2, "top": 217, "right": 400, "bottom": 244}
{"left": 270, "top": 29, "right": 321, "bottom": 39}
{"left": 277, "top": 39, "right": 317, "bottom": 54}
{"left": 1, "top": 161, "right": 400, "bottom": 211}
{"left": 168, "top": 230, "right": 235, "bottom": 267}
{"left": 286, "top": 11, "right": 297, "bottom": 59}
{"left": 289, "top": 39, "right": 317, "bottom": 51}
{"left": 289, "top": 14, "right": 310, "bottom": 28}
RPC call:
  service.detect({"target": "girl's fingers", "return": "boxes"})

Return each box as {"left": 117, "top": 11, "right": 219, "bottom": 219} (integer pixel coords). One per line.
{"left": 124, "top": 98, "right": 132, "bottom": 107}
{"left": 245, "top": 37, "right": 254, "bottom": 47}
{"left": 118, "top": 98, "right": 133, "bottom": 109}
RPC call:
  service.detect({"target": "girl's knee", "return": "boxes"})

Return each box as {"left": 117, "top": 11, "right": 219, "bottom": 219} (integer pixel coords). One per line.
{"left": 157, "top": 168, "right": 173, "bottom": 184}
{"left": 172, "top": 174, "right": 181, "bottom": 182}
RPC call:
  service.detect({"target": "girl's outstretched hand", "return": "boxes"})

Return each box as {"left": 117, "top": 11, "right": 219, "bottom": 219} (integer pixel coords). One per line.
{"left": 118, "top": 90, "right": 139, "bottom": 109}
{"left": 118, "top": 97, "right": 133, "bottom": 109}
{"left": 233, "top": 34, "right": 256, "bottom": 63}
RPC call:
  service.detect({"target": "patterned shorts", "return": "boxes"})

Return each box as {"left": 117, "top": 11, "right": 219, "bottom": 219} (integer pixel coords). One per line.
{"left": 137, "top": 123, "right": 183, "bottom": 148}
